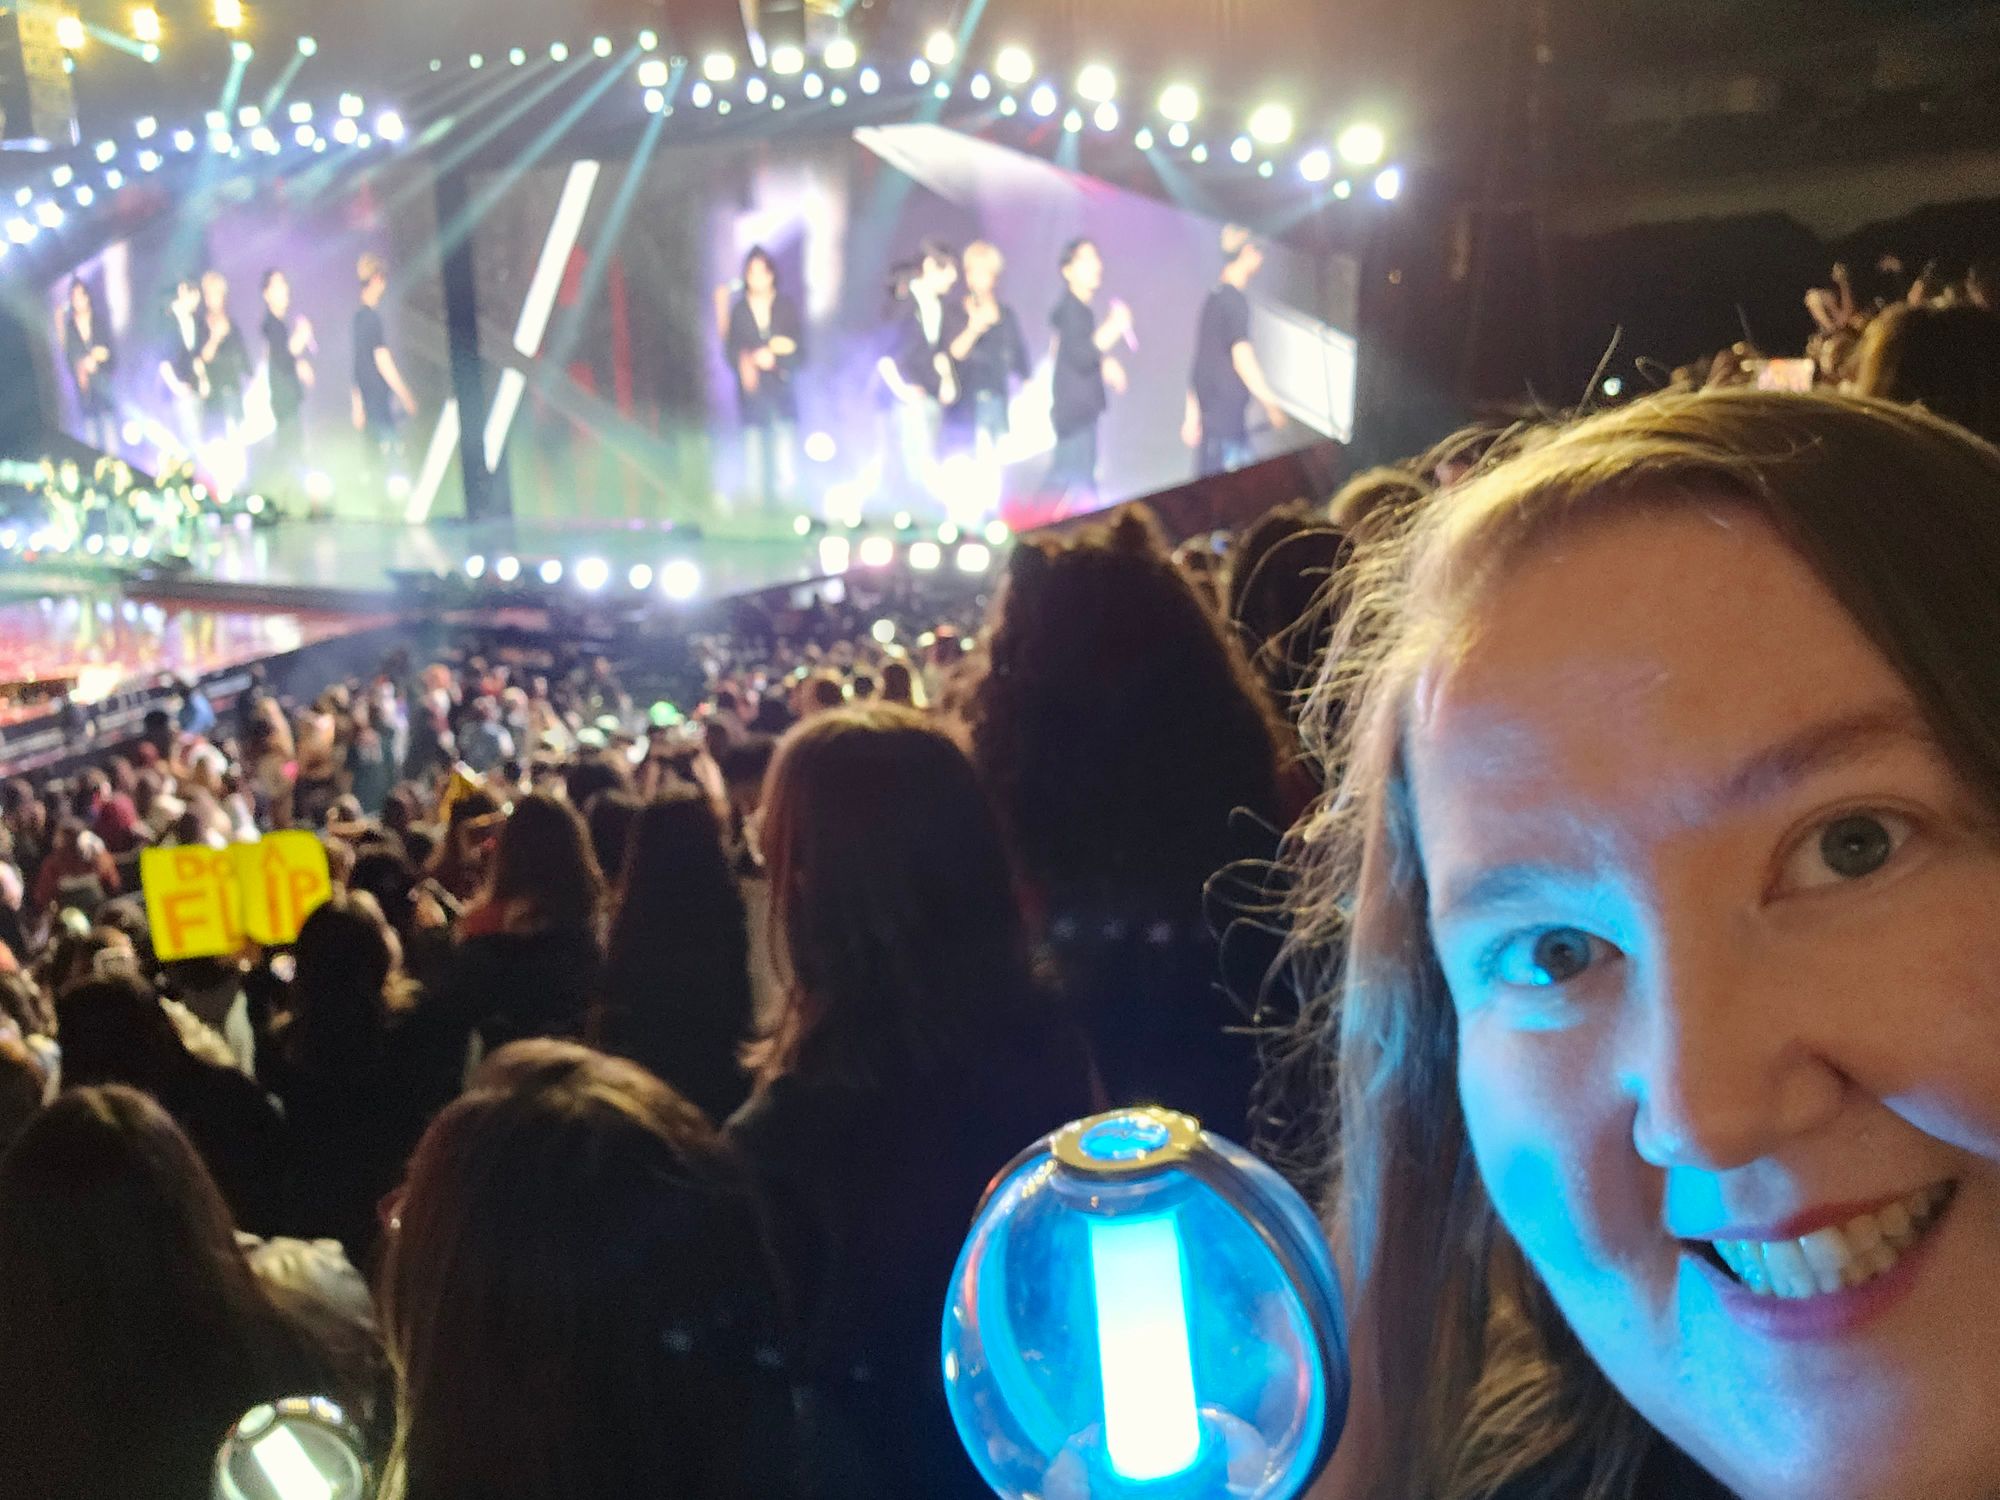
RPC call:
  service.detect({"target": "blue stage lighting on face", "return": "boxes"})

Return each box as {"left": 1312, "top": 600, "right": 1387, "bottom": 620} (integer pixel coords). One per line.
{"left": 942, "top": 1106, "right": 1347, "bottom": 1500}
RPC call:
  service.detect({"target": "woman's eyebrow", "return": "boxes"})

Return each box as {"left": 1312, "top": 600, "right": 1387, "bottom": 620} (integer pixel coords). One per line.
{"left": 1695, "top": 701, "right": 1934, "bottom": 821}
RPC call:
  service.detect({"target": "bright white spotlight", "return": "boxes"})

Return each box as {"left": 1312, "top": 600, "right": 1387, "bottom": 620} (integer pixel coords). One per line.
{"left": 859, "top": 66, "right": 880, "bottom": 93}
{"left": 857, "top": 535, "right": 895, "bottom": 568}
{"left": 289, "top": 100, "right": 312, "bottom": 123}
{"left": 627, "top": 563, "right": 654, "bottom": 591}
{"left": 135, "top": 115, "right": 157, "bottom": 138}
{"left": 105, "top": 168, "right": 124, "bottom": 186}
{"left": 1167, "top": 121, "right": 1190, "bottom": 148}
{"left": 818, "top": 535, "right": 851, "bottom": 574}
{"left": 1030, "top": 83, "right": 1058, "bottom": 116}
{"left": 1374, "top": 165, "right": 1403, "bottom": 200}
{"left": 909, "top": 58, "right": 932, "bottom": 86}
{"left": 771, "top": 43, "right": 804, "bottom": 75}
{"left": 375, "top": 111, "right": 405, "bottom": 142}
{"left": 925, "top": 30, "right": 957, "bottom": 66}
{"left": 139, "top": 148, "right": 162, "bottom": 170}
{"left": 1299, "top": 148, "right": 1332, "bottom": 183}
{"left": 1063, "top": 109, "right": 1083, "bottom": 133}
{"left": 793, "top": 514, "right": 813, "bottom": 536}
{"left": 824, "top": 34, "right": 857, "bottom": 70}
{"left": 35, "top": 201, "right": 63, "bottom": 228}
{"left": 998, "top": 95, "right": 1016, "bottom": 116}
{"left": 1134, "top": 126, "right": 1154, "bottom": 150}
{"left": 72, "top": 184, "right": 93, "bottom": 205}
{"left": 494, "top": 555, "right": 521, "bottom": 582}
{"left": 331, "top": 118, "right": 357, "bottom": 145}
{"left": 1158, "top": 83, "right": 1200, "bottom": 123}
{"left": 907, "top": 541, "right": 942, "bottom": 571}
{"left": 1601, "top": 376, "right": 1625, "bottom": 398}
{"left": 995, "top": 45, "right": 1033, "bottom": 85}
{"left": 95, "top": 138, "right": 117, "bottom": 161}
{"left": 339, "top": 92, "right": 365, "bottom": 117}
{"left": 804, "top": 431, "right": 837, "bottom": 463}
{"left": 690, "top": 81, "right": 713, "bottom": 107}
{"left": 538, "top": 559, "right": 563, "bottom": 585}
{"left": 639, "top": 28, "right": 658, "bottom": 50}
{"left": 931, "top": 81, "right": 948, "bottom": 100}
{"left": 1249, "top": 102, "right": 1295, "bottom": 146}
{"left": 1230, "top": 135, "right": 1253, "bottom": 163}
{"left": 56, "top": 12, "right": 85, "bottom": 50}
{"left": 51, "top": 164, "right": 72, "bottom": 186}
{"left": 237, "top": 105, "right": 262, "bottom": 128}
{"left": 1337, "top": 121, "right": 1387, "bottom": 167}
{"left": 983, "top": 519, "right": 1010, "bottom": 546}
{"left": 969, "top": 72, "right": 990, "bottom": 100}
{"left": 468, "top": 53, "right": 483, "bottom": 68}
{"left": 660, "top": 559, "right": 701, "bottom": 599}
{"left": 230, "top": 39, "right": 251, "bottom": 61}
{"left": 643, "top": 88, "right": 664, "bottom": 113}
{"left": 871, "top": 618, "right": 896, "bottom": 644}
{"left": 1076, "top": 63, "right": 1117, "bottom": 103}
{"left": 132, "top": 6, "right": 161, "bottom": 43}
{"left": 1093, "top": 101, "right": 1119, "bottom": 132}
{"left": 1333, "top": 178, "right": 1352, "bottom": 199}
{"left": 745, "top": 76, "right": 768, "bottom": 104}
{"left": 508, "top": 47, "right": 525, "bottom": 65}
{"left": 297, "top": 35, "right": 317, "bottom": 55}
{"left": 592, "top": 36, "right": 612, "bottom": 57}
{"left": 575, "top": 557, "right": 610, "bottom": 591}
{"left": 956, "top": 542, "right": 993, "bottom": 573}
{"left": 549, "top": 41, "right": 568, "bottom": 61}
{"left": 716, "top": 99, "right": 731, "bottom": 114}
{"left": 703, "top": 51, "right": 737, "bottom": 82}
{"left": 803, "top": 71, "right": 823, "bottom": 97}
{"left": 464, "top": 555, "right": 486, "bottom": 579}
{"left": 250, "top": 126, "right": 277, "bottom": 153}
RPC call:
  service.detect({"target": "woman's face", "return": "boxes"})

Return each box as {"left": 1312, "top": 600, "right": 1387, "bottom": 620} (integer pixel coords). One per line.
{"left": 745, "top": 256, "right": 775, "bottom": 296}
{"left": 1410, "top": 503, "right": 2000, "bottom": 1500}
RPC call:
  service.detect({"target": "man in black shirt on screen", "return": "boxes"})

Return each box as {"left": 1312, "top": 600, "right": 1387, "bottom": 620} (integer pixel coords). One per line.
{"left": 1042, "top": 238, "right": 1131, "bottom": 513}
{"left": 352, "top": 252, "right": 418, "bottom": 498}
{"left": 1183, "top": 225, "right": 1287, "bottom": 478}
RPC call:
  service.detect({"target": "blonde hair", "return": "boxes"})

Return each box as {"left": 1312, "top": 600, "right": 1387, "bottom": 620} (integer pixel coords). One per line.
{"left": 963, "top": 240, "right": 1004, "bottom": 278}
{"left": 1286, "top": 390, "right": 2000, "bottom": 1500}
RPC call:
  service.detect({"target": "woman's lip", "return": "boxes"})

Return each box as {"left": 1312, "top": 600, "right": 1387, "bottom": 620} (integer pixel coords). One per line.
{"left": 1685, "top": 1188, "right": 1954, "bottom": 1342}
{"left": 1678, "top": 1185, "right": 1940, "bottom": 1244}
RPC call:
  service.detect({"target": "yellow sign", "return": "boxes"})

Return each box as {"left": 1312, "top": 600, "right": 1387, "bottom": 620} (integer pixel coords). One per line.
{"left": 142, "top": 832, "right": 334, "bottom": 960}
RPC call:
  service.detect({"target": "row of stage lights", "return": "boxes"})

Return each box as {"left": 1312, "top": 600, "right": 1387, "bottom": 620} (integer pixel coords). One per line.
{"left": 51, "top": 0, "right": 272, "bottom": 65}
{"left": 0, "top": 63, "right": 404, "bottom": 258}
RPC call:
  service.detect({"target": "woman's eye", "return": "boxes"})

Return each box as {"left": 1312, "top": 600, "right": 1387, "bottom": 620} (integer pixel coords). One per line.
{"left": 1484, "top": 926, "right": 1607, "bottom": 988}
{"left": 1777, "top": 810, "right": 1914, "bottom": 893}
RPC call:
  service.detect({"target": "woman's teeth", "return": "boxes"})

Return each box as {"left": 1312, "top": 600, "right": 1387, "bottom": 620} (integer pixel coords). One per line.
{"left": 1706, "top": 1183, "right": 1955, "bottom": 1299}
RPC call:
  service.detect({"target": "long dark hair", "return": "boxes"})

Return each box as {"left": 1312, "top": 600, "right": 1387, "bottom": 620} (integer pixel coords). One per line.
{"left": 969, "top": 504, "right": 1285, "bottom": 927}
{"left": 379, "top": 1041, "right": 792, "bottom": 1500}
{"left": 0, "top": 1086, "right": 355, "bottom": 1498}
{"left": 750, "top": 704, "right": 1044, "bottom": 1088}
{"left": 478, "top": 792, "right": 606, "bottom": 935}
{"left": 592, "top": 787, "right": 755, "bottom": 1122}
{"left": 287, "top": 889, "right": 409, "bottom": 1071}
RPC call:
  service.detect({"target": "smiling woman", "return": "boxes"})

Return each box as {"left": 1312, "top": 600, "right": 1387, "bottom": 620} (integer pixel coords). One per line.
{"left": 1287, "top": 390, "right": 2000, "bottom": 1500}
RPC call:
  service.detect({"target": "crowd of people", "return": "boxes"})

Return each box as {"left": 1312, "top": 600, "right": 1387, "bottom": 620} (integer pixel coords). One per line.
{"left": 1, "top": 249, "right": 1999, "bottom": 1500}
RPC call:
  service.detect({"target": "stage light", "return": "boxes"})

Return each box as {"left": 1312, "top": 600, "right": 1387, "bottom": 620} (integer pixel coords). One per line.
{"left": 660, "top": 559, "right": 701, "bottom": 600}
{"left": 290, "top": 123, "right": 312, "bottom": 146}
{"left": 931, "top": 81, "right": 948, "bottom": 100}
{"left": 135, "top": 115, "right": 157, "bottom": 138}
{"left": 1374, "top": 165, "right": 1402, "bottom": 200}
{"left": 1298, "top": 147, "right": 1333, "bottom": 184}
{"left": 803, "top": 72, "right": 823, "bottom": 98}
{"left": 638, "top": 28, "right": 658, "bottom": 51}
{"left": 469, "top": 52, "right": 483, "bottom": 68}
{"left": 237, "top": 105, "right": 260, "bottom": 128}
{"left": 689, "top": 81, "right": 712, "bottom": 107}
{"left": 1030, "top": 84, "right": 1058, "bottom": 117}
{"left": 1249, "top": 102, "right": 1295, "bottom": 146}
{"left": 288, "top": 100, "right": 311, "bottom": 123}
{"left": 1093, "top": 102, "right": 1119, "bottom": 132}
{"left": 818, "top": 536, "right": 851, "bottom": 575}
{"left": 643, "top": 88, "right": 664, "bottom": 113}
{"left": 956, "top": 542, "right": 993, "bottom": 573}
{"left": 716, "top": 99, "right": 732, "bottom": 114}
{"left": 51, "top": 164, "right": 72, "bottom": 186}
{"left": 1063, "top": 109, "right": 1083, "bottom": 133}
{"left": 339, "top": 93, "right": 364, "bottom": 117}
{"left": 174, "top": 128, "right": 196, "bottom": 151}
{"left": 1158, "top": 82, "right": 1201, "bottom": 123}
{"left": 537, "top": 559, "right": 563, "bottom": 585}
{"left": 545, "top": 40, "right": 566, "bottom": 61}
{"left": 464, "top": 555, "right": 486, "bottom": 579}
{"left": 231, "top": 38, "right": 251, "bottom": 60}
{"left": 910, "top": 58, "right": 932, "bottom": 86}
{"left": 570, "top": 557, "right": 608, "bottom": 591}
{"left": 95, "top": 138, "right": 117, "bottom": 161}
{"left": 1077, "top": 64, "right": 1117, "bottom": 103}
{"left": 136, "top": 146, "right": 160, "bottom": 170}
{"left": 824, "top": 34, "right": 857, "bottom": 70}
{"left": 73, "top": 183, "right": 95, "bottom": 204}
{"left": 375, "top": 111, "right": 404, "bottom": 142}
{"left": 968, "top": 72, "right": 991, "bottom": 100}
{"left": 938, "top": 522, "right": 960, "bottom": 544}
{"left": 702, "top": 51, "right": 736, "bottom": 82}
{"left": 871, "top": 618, "right": 896, "bottom": 644}
{"left": 141, "top": 40, "right": 158, "bottom": 59}
{"left": 312, "top": 138, "right": 326, "bottom": 152}
{"left": 56, "top": 14, "right": 85, "bottom": 50}
{"left": 213, "top": 0, "right": 242, "bottom": 27}
{"left": 908, "top": 541, "right": 942, "bottom": 571}
{"left": 35, "top": 201, "right": 63, "bottom": 228}
{"left": 330, "top": 118, "right": 357, "bottom": 145}
{"left": 297, "top": 34, "right": 317, "bottom": 56}
{"left": 745, "top": 77, "right": 768, "bottom": 104}
{"left": 925, "top": 31, "right": 959, "bottom": 68}
{"left": 508, "top": 47, "right": 525, "bottom": 66}
{"left": 793, "top": 514, "right": 813, "bottom": 536}
{"left": 249, "top": 125, "right": 274, "bottom": 152}
{"left": 1230, "top": 135, "right": 1253, "bottom": 163}
{"left": 761, "top": 43, "right": 801, "bottom": 77}
{"left": 132, "top": 5, "right": 160, "bottom": 42}
{"left": 995, "top": 45, "right": 1033, "bottom": 86}
{"left": 859, "top": 66, "right": 880, "bottom": 94}
{"left": 494, "top": 555, "right": 521, "bottom": 582}
{"left": 592, "top": 36, "right": 612, "bottom": 57}
{"left": 1337, "top": 121, "right": 1386, "bottom": 167}
{"left": 1602, "top": 375, "right": 1625, "bottom": 398}
{"left": 1190, "top": 143, "right": 1209, "bottom": 164}
{"left": 858, "top": 535, "right": 895, "bottom": 568}
{"left": 1134, "top": 126, "right": 1154, "bottom": 150}
{"left": 637, "top": 57, "right": 669, "bottom": 88}
{"left": 983, "top": 519, "right": 1010, "bottom": 546}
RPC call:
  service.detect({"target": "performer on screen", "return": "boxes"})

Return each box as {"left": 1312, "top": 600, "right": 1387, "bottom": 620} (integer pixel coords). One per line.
{"left": 876, "top": 239, "right": 959, "bottom": 512}
{"left": 196, "top": 270, "right": 250, "bottom": 447}
{"left": 158, "top": 277, "right": 205, "bottom": 454}
{"left": 1042, "top": 237, "right": 1132, "bottom": 513}
{"left": 261, "top": 269, "right": 316, "bottom": 513}
{"left": 352, "top": 253, "right": 419, "bottom": 488}
{"left": 61, "top": 278, "right": 117, "bottom": 453}
{"left": 942, "top": 240, "right": 1029, "bottom": 513}
{"left": 1183, "top": 225, "right": 1287, "bottom": 478}
{"left": 716, "top": 246, "right": 804, "bottom": 513}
